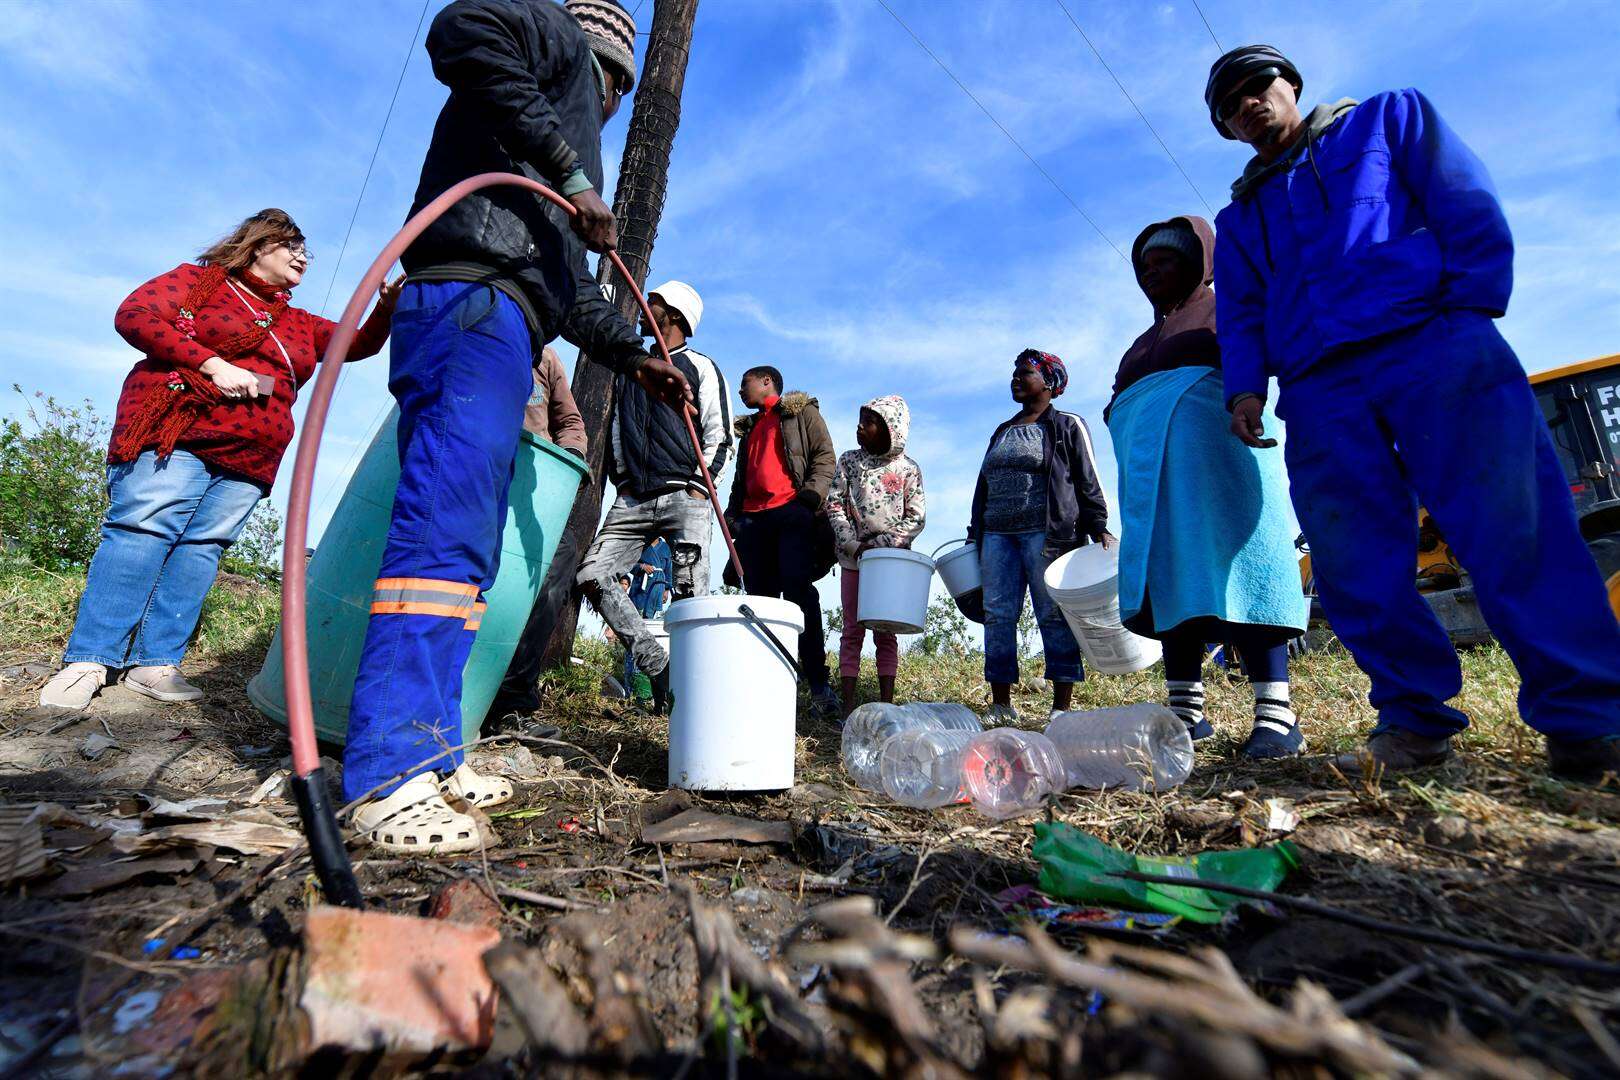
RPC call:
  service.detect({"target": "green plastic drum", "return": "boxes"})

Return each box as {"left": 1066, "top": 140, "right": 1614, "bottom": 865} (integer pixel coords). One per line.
{"left": 247, "top": 407, "right": 588, "bottom": 746}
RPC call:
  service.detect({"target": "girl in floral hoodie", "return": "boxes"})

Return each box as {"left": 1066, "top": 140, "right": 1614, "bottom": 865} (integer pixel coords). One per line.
{"left": 825, "top": 395, "right": 926, "bottom": 716}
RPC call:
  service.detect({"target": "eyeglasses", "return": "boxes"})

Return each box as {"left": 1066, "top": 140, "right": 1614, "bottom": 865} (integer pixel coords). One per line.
{"left": 1218, "top": 69, "right": 1279, "bottom": 122}
{"left": 281, "top": 241, "right": 312, "bottom": 262}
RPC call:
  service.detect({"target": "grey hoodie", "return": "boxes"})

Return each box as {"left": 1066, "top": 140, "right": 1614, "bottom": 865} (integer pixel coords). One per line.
{"left": 1231, "top": 98, "right": 1359, "bottom": 202}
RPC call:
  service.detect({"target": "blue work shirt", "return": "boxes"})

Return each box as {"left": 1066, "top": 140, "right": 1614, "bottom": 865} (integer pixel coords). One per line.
{"left": 1215, "top": 88, "right": 1514, "bottom": 404}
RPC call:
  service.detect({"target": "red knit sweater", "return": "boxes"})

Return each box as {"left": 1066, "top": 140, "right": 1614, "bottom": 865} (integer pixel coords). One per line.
{"left": 110, "top": 263, "right": 391, "bottom": 486}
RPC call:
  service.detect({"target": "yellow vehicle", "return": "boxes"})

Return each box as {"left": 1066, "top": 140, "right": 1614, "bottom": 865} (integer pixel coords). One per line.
{"left": 1300, "top": 353, "right": 1620, "bottom": 644}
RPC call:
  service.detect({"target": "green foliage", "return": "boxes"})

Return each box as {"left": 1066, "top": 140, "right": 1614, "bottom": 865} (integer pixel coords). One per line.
{"left": 0, "top": 388, "right": 112, "bottom": 571}
{"left": 911, "top": 592, "right": 974, "bottom": 658}
{"left": 707, "top": 985, "right": 764, "bottom": 1058}
{"left": 0, "top": 385, "right": 284, "bottom": 582}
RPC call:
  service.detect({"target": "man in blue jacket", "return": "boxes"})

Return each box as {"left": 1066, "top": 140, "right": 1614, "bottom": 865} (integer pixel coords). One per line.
{"left": 1206, "top": 45, "right": 1620, "bottom": 780}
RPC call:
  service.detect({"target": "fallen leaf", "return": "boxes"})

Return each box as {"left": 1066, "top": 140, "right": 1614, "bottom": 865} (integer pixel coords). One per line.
{"left": 640, "top": 808, "right": 792, "bottom": 847}
{"left": 81, "top": 731, "right": 120, "bottom": 761}
{"left": 113, "top": 819, "right": 300, "bottom": 857}
{"left": 0, "top": 810, "right": 48, "bottom": 885}
{"left": 33, "top": 856, "right": 200, "bottom": 897}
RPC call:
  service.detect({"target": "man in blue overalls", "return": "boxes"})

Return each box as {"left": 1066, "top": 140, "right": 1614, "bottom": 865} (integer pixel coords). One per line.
{"left": 343, "top": 0, "right": 690, "bottom": 853}
{"left": 1206, "top": 45, "right": 1620, "bottom": 780}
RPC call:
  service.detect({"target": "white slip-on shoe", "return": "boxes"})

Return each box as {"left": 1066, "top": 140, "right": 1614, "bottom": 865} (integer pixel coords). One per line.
{"left": 122, "top": 665, "right": 205, "bottom": 703}
{"left": 352, "top": 774, "right": 484, "bottom": 855}
{"left": 38, "top": 662, "right": 107, "bottom": 710}
{"left": 440, "top": 762, "right": 515, "bottom": 810}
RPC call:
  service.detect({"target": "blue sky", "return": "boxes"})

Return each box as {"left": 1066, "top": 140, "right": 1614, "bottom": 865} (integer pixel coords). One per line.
{"left": 3, "top": 0, "right": 1619, "bottom": 620}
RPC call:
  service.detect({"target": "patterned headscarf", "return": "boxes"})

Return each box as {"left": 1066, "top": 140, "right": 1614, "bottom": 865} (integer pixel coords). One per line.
{"left": 1016, "top": 348, "right": 1068, "bottom": 397}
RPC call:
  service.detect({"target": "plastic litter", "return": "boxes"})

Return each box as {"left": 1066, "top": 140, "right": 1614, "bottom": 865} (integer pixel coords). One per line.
{"left": 841, "top": 702, "right": 981, "bottom": 791}
{"left": 1033, "top": 821, "right": 1300, "bottom": 924}
{"left": 961, "top": 729, "right": 1067, "bottom": 819}
{"left": 878, "top": 729, "right": 978, "bottom": 807}
{"left": 994, "top": 884, "right": 1181, "bottom": 937}
{"left": 1044, "top": 704, "right": 1194, "bottom": 792}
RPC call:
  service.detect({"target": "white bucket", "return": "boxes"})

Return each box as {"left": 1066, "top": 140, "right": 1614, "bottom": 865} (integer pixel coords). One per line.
{"left": 665, "top": 595, "right": 804, "bottom": 791}
{"left": 856, "top": 548, "right": 934, "bottom": 633}
{"left": 932, "top": 539, "right": 981, "bottom": 599}
{"left": 1043, "top": 545, "right": 1163, "bottom": 675}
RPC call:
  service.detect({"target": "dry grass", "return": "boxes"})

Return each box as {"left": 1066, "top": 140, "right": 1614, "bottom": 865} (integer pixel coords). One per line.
{"left": 5, "top": 564, "right": 1618, "bottom": 1073}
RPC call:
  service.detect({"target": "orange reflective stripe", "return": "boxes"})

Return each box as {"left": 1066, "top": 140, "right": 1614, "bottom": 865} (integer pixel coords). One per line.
{"left": 369, "top": 600, "right": 475, "bottom": 619}
{"left": 463, "top": 602, "right": 487, "bottom": 631}
{"left": 373, "top": 577, "right": 478, "bottom": 597}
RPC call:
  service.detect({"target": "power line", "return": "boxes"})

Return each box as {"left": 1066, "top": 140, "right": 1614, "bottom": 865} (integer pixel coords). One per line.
{"left": 309, "top": 0, "right": 432, "bottom": 524}
{"left": 1051, "top": 0, "right": 1214, "bottom": 217}
{"left": 872, "top": 0, "right": 1126, "bottom": 261}
{"left": 1190, "top": 0, "right": 1224, "bottom": 52}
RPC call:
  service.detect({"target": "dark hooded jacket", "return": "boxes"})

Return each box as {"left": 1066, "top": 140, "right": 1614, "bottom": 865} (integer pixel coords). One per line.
{"left": 1107, "top": 216, "right": 1219, "bottom": 416}
{"left": 401, "top": 0, "right": 646, "bottom": 373}
{"left": 726, "top": 392, "right": 837, "bottom": 516}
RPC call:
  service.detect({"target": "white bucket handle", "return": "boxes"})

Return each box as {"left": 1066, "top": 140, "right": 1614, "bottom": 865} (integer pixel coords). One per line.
{"left": 929, "top": 537, "right": 974, "bottom": 560}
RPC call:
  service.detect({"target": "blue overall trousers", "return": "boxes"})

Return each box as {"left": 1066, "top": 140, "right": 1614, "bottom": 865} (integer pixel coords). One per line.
{"left": 343, "top": 282, "right": 533, "bottom": 800}
{"left": 1278, "top": 310, "right": 1620, "bottom": 741}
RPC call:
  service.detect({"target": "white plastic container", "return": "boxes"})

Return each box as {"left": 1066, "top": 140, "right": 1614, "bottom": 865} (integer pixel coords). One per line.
{"left": 1044, "top": 704, "right": 1193, "bottom": 792}
{"left": 841, "top": 702, "right": 982, "bottom": 790}
{"left": 932, "top": 539, "right": 981, "bottom": 600}
{"left": 960, "top": 729, "right": 1068, "bottom": 820}
{"left": 1043, "top": 545, "right": 1163, "bottom": 675}
{"left": 856, "top": 548, "right": 934, "bottom": 634}
{"left": 879, "top": 728, "right": 978, "bottom": 808}
{"left": 665, "top": 595, "right": 803, "bottom": 791}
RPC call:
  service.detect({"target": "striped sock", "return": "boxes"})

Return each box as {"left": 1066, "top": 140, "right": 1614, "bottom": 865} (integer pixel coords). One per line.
{"left": 1167, "top": 680, "right": 1206, "bottom": 729}
{"left": 1252, "top": 681, "right": 1296, "bottom": 735}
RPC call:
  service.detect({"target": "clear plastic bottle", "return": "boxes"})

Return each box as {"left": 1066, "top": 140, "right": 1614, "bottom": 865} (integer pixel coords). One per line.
{"left": 879, "top": 729, "right": 979, "bottom": 807}
{"left": 841, "top": 702, "right": 982, "bottom": 791}
{"left": 960, "top": 729, "right": 1067, "bottom": 819}
{"left": 1044, "top": 704, "right": 1194, "bottom": 792}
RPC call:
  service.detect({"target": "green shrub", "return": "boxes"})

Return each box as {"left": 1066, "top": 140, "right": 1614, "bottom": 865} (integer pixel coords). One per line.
{"left": 0, "top": 385, "right": 283, "bottom": 581}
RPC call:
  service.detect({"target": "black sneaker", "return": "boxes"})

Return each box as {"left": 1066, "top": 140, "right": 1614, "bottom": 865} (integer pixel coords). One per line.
{"left": 1241, "top": 721, "right": 1305, "bottom": 759}
{"left": 1186, "top": 717, "right": 1215, "bottom": 742}
{"left": 808, "top": 684, "right": 842, "bottom": 721}
{"left": 1546, "top": 735, "right": 1620, "bottom": 784}
{"left": 491, "top": 711, "right": 561, "bottom": 742}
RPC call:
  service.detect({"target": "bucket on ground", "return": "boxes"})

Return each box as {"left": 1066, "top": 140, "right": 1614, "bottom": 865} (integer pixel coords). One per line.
{"left": 1042, "top": 544, "right": 1163, "bottom": 675}
{"left": 666, "top": 595, "right": 803, "bottom": 791}
{"left": 247, "top": 407, "right": 588, "bottom": 746}
{"left": 856, "top": 548, "right": 934, "bottom": 634}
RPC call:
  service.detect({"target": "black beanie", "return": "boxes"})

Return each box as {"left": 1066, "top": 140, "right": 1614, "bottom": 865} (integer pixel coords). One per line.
{"left": 1204, "top": 44, "right": 1303, "bottom": 139}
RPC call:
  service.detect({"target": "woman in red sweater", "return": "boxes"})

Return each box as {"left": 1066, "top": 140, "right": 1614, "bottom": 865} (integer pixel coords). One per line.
{"left": 40, "top": 209, "right": 398, "bottom": 711}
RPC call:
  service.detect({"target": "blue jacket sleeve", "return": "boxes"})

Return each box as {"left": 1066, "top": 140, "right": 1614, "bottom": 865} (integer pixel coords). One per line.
{"left": 1383, "top": 88, "right": 1513, "bottom": 317}
{"left": 1213, "top": 206, "right": 1271, "bottom": 405}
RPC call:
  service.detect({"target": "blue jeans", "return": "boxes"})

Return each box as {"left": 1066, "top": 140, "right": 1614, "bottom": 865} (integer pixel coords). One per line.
{"left": 981, "top": 530, "right": 1084, "bottom": 685}
{"left": 1280, "top": 311, "right": 1620, "bottom": 740}
{"left": 343, "top": 281, "right": 534, "bottom": 801}
{"left": 64, "top": 450, "right": 263, "bottom": 667}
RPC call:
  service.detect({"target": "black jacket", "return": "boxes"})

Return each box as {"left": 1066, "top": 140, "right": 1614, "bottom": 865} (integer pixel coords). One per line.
{"left": 401, "top": 0, "right": 645, "bottom": 373}
{"left": 968, "top": 406, "right": 1109, "bottom": 558}
{"left": 610, "top": 345, "right": 731, "bottom": 498}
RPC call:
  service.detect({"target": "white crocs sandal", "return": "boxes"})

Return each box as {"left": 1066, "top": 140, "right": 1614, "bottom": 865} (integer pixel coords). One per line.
{"left": 440, "top": 762, "right": 514, "bottom": 810}
{"left": 352, "top": 774, "right": 484, "bottom": 855}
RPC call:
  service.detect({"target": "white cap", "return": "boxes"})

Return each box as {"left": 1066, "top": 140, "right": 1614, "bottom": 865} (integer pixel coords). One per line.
{"left": 648, "top": 280, "right": 703, "bottom": 336}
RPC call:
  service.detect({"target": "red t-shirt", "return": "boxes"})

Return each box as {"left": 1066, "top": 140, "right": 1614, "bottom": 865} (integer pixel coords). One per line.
{"left": 743, "top": 396, "right": 797, "bottom": 512}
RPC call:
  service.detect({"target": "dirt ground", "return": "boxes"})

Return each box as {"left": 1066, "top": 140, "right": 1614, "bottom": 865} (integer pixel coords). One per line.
{"left": 3, "top": 617, "right": 1620, "bottom": 1076}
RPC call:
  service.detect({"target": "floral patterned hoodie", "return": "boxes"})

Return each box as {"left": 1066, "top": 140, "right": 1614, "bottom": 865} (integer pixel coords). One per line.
{"left": 825, "top": 395, "right": 926, "bottom": 570}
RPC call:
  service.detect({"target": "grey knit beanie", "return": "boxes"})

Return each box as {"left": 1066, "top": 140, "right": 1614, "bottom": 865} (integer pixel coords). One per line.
{"left": 1139, "top": 225, "right": 1200, "bottom": 266}
{"left": 565, "top": 0, "right": 638, "bottom": 91}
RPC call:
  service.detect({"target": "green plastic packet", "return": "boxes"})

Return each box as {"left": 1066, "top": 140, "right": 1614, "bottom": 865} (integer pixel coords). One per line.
{"left": 1033, "top": 822, "right": 1300, "bottom": 924}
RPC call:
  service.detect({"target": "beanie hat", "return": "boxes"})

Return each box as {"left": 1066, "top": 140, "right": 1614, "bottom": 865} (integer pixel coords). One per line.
{"left": 565, "top": 0, "right": 638, "bottom": 91}
{"left": 1204, "top": 44, "right": 1302, "bottom": 138}
{"left": 1138, "top": 225, "right": 1200, "bottom": 267}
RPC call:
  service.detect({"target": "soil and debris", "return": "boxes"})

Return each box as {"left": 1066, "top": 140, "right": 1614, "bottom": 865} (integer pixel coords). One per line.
{"left": 3, "top": 622, "right": 1620, "bottom": 1077}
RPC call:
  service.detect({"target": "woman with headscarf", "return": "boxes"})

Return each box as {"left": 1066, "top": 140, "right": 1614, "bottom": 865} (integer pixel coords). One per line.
{"left": 39, "top": 209, "right": 399, "bottom": 712}
{"left": 969, "top": 350, "right": 1111, "bottom": 723}
{"left": 1105, "top": 216, "right": 1309, "bottom": 757}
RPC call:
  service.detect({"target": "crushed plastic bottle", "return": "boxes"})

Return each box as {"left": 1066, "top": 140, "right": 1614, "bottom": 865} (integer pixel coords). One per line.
{"left": 1044, "top": 704, "right": 1194, "bottom": 792}
{"left": 960, "top": 728, "right": 1067, "bottom": 819}
{"left": 879, "top": 728, "right": 979, "bottom": 808}
{"left": 842, "top": 702, "right": 981, "bottom": 791}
